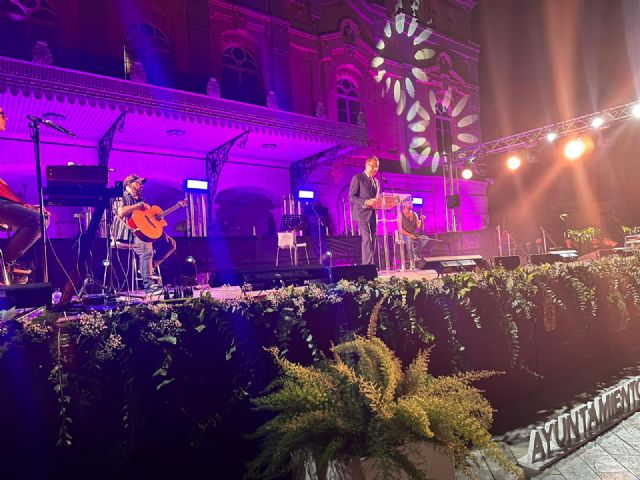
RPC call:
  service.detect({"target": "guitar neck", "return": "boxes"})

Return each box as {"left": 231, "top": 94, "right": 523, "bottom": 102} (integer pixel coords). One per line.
{"left": 161, "top": 202, "right": 184, "bottom": 218}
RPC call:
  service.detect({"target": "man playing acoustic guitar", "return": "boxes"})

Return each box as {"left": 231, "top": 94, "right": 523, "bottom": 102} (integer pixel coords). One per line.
{"left": 111, "top": 174, "right": 177, "bottom": 295}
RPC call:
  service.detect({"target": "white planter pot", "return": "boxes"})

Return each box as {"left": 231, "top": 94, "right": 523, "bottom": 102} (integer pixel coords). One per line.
{"left": 295, "top": 443, "right": 455, "bottom": 480}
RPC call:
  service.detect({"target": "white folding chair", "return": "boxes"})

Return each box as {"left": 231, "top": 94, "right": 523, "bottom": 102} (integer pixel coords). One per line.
{"left": 276, "top": 232, "right": 309, "bottom": 266}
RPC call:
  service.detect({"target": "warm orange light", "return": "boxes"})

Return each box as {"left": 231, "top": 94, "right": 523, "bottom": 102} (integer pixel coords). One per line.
{"left": 564, "top": 138, "right": 585, "bottom": 160}
{"left": 506, "top": 155, "right": 521, "bottom": 170}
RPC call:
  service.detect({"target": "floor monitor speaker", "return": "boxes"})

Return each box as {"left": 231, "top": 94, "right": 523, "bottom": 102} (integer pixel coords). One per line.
{"left": 415, "top": 255, "right": 483, "bottom": 274}
{"left": 330, "top": 264, "right": 377, "bottom": 283}
{"left": 493, "top": 255, "right": 520, "bottom": 270}
{"left": 209, "top": 265, "right": 328, "bottom": 290}
{"left": 0, "top": 283, "right": 53, "bottom": 309}
{"left": 530, "top": 253, "right": 562, "bottom": 265}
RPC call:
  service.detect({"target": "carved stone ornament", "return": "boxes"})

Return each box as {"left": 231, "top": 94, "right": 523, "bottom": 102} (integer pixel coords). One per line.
{"left": 130, "top": 61, "right": 147, "bottom": 83}
{"left": 206, "top": 77, "right": 221, "bottom": 98}
{"left": 32, "top": 41, "right": 53, "bottom": 66}
{"left": 357, "top": 111, "right": 366, "bottom": 127}
{"left": 267, "top": 90, "right": 278, "bottom": 109}
{"left": 315, "top": 102, "right": 326, "bottom": 119}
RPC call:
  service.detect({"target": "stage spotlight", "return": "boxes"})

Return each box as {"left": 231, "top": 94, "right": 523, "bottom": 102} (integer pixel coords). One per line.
{"left": 506, "top": 155, "right": 521, "bottom": 171}
{"left": 633, "top": 103, "right": 640, "bottom": 118}
{"left": 412, "top": 197, "right": 423, "bottom": 205}
{"left": 547, "top": 132, "right": 558, "bottom": 142}
{"left": 591, "top": 117, "right": 604, "bottom": 128}
{"left": 461, "top": 167, "right": 473, "bottom": 180}
{"left": 180, "top": 256, "right": 197, "bottom": 286}
{"left": 564, "top": 138, "right": 585, "bottom": 160}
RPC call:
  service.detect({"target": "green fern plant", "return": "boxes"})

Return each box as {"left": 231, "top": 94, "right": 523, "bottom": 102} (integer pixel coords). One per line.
{"left": 246, "top": 336, "right": 523, "bottom": 479}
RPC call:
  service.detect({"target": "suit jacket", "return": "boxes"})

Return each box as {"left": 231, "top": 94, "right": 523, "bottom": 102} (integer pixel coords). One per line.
{"left": 349, "top": 172, "right": 379, "bottom": 223}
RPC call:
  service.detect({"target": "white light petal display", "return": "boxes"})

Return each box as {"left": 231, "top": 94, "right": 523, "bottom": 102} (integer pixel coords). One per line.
{"left": 412, "top": 68, "right": 427, "bottom": 82}
{"left": 415, "top": 48, "right": 435, "bottom": 61}
{"left": 409, "top": 121, "right": 427, "bottom": 132}
{"left": 457, "top": 133, "right": 478, "bottom": 144}
{"left": 371, "top": 57, "right": 384, "bottom": 68}
{"left": 396, "top": 90, "right": 406, "bottom": 115}
{"left": 413, "top": 28, "right": 432, "bottom": 45}
{"left": 384, "top": 22, "right": 392, "bottom": 38}
{"left": 406, "top": 101, "right": 420, "bottom": 122}
{"left": 429, "top": 90, "right": 437, "bottom": 113}
{"left": 431, "top": 152, "right": 441, "bottom": 173}
{"left": 374, "top": 69, "right": 386, "bottom": 83}
{"left": 410, "top": 137, "right": 427, "bottom": 149}
{"left": 386, "top": 77, "right": 391, "bottom": 90}
{"left": 451, "top": 144, "right": 460, "bottom": 152}
{"left": 407, "top": 17, "right": 418, "bottom": 36}
{"left": 405, "top": 78, "right": 415, "bottom": 98}
{"left": 376, "top": 39, "right": 386, "bottom": 51}
{"left": 393, "top": 80, "right": 400, "bottom": 103}
{"left": 418, "top": 106, "right": 430, "bottom": 121}
{"left": 395, "top": 13, "right": 406, "bottom": 34}
{"left": 400, "top": 153, "right": 410, "bottom": 173}
{"left": 457, "top": 114, "right": 479, "bottom": 128}
{"left": 451, "top": 95, "right": 469, "bottom": 118}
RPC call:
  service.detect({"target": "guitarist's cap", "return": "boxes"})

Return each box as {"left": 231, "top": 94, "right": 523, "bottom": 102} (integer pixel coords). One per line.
{"left": 124, "top": 174, "right": 146, "bottom": 187}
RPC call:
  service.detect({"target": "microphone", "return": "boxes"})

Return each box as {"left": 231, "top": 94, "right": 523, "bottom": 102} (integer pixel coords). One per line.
{"left": 380, "top": 176, "right": 388, "bottom": 183}
{"left": 26, "top": 115, "right": 76, "bottom": 137}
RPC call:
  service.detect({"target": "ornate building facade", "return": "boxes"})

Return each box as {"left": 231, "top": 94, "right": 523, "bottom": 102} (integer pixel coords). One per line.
{"left": 0, "top": 0, "right": 486, "bottom": 243}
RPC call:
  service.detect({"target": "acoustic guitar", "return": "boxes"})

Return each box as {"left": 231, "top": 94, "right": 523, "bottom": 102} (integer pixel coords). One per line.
{"left": 128, "top": 199, "right": 188, "bottom": 242}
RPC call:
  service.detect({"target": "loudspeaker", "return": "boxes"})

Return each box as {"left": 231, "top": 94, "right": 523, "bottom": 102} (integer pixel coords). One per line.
{"left": 530, "top": 253, "right": 561, "bottom": 265}
{"left": 0, "top": 283, "right": 53, "bottom": 309}
{"left": 494, "top": 255, "right": 520, "bottom": 270}
{"left": 416, "top": 255, "right": 483, "bottom": 274}
{"left": 330, "top": 264, "right": 377, "bottom": 283}
{"left": 209, "top": 265, "right": 328, "bottom": 289}
{"left": 446, "top": 194, "right": 460, "bottom": 209}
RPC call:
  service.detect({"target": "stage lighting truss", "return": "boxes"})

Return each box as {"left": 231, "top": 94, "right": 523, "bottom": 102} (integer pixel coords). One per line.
{"left": 452, "top": 101, "right": 640, "bottom": 164}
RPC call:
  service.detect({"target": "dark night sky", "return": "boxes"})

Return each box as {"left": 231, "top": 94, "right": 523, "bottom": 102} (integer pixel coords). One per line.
{"left": 472, "top": 0, "right": 640, "bottom": 141}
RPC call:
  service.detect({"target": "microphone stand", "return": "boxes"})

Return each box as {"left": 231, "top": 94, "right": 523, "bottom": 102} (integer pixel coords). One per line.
{"left": 27, "top": 115, "right": 76, "bottom": 283}
{"left": 310, "top": 202, "right": 324, "bottom": 265}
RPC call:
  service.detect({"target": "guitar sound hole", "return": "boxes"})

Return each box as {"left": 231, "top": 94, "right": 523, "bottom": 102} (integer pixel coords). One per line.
{"left": 154, "top": 214, "right": 162, "bottom": 221}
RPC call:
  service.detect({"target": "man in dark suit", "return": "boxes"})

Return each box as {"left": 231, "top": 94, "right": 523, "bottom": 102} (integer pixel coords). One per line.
{"left": 349, "top": 156, "right": 380, "bottom": 265}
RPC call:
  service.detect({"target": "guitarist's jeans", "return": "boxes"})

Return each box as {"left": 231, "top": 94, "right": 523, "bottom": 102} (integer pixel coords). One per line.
{"left": 132, "top": 237, "right": 154, "bottom": 290}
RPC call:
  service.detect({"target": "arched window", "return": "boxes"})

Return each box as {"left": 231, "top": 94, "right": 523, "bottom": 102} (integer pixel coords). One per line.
{"left": 0, "top": 0, "right": 57, "bottom": 24}
{"left": 125, "top": 23, "right": 173, "bottom": 86}
{"left": 435, "top": 103, "right": 452, "bottom": 155}
{"left": 220, "top": 47, "right": 266, "bottom": 106}
{"left": 337, "top": 78, "right": 360, "bottom": 125}
{"left": 424, "top": 1, "right": 436, "bottom": 26}
{"left": 0, "top": 0, "right": 58, "bottom": 59}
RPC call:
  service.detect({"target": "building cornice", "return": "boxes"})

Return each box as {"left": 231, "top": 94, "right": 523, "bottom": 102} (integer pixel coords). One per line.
{"left": 0, "top": 55, "right": 368, "bottom": 147}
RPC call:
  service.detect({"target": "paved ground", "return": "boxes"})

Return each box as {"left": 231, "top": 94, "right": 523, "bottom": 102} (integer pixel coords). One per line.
{"left": 456, "top": 356, "right": 640, "bottom": 479}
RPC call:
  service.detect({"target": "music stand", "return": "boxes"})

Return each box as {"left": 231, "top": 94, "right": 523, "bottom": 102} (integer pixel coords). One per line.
{"left": 280, "top": 214, "right": 305, "bottom": 232}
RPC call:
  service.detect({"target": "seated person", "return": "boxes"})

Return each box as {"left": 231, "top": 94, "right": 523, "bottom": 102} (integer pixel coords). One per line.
{"left": 401, "top": 200, "right": 428, "bottom": 268}
{"left": 0, "top": 106, "right": 49, "bottom": 284}
{"left": 111, "top": 174, "right": 176, "bottom": 294}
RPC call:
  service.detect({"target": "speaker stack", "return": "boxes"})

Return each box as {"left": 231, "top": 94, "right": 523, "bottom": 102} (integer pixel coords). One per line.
{"left": 209, "top": 264, "right": 378, "bottom": 289}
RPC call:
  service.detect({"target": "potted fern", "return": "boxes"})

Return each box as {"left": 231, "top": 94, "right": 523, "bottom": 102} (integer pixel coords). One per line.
{"left": 246, "top": 335, "right": 523, "bottom": 480}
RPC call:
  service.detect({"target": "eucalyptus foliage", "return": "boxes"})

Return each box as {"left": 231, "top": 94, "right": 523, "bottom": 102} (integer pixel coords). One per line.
{"left": 0, "top": 254, "right": 640, "bottom": 473}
